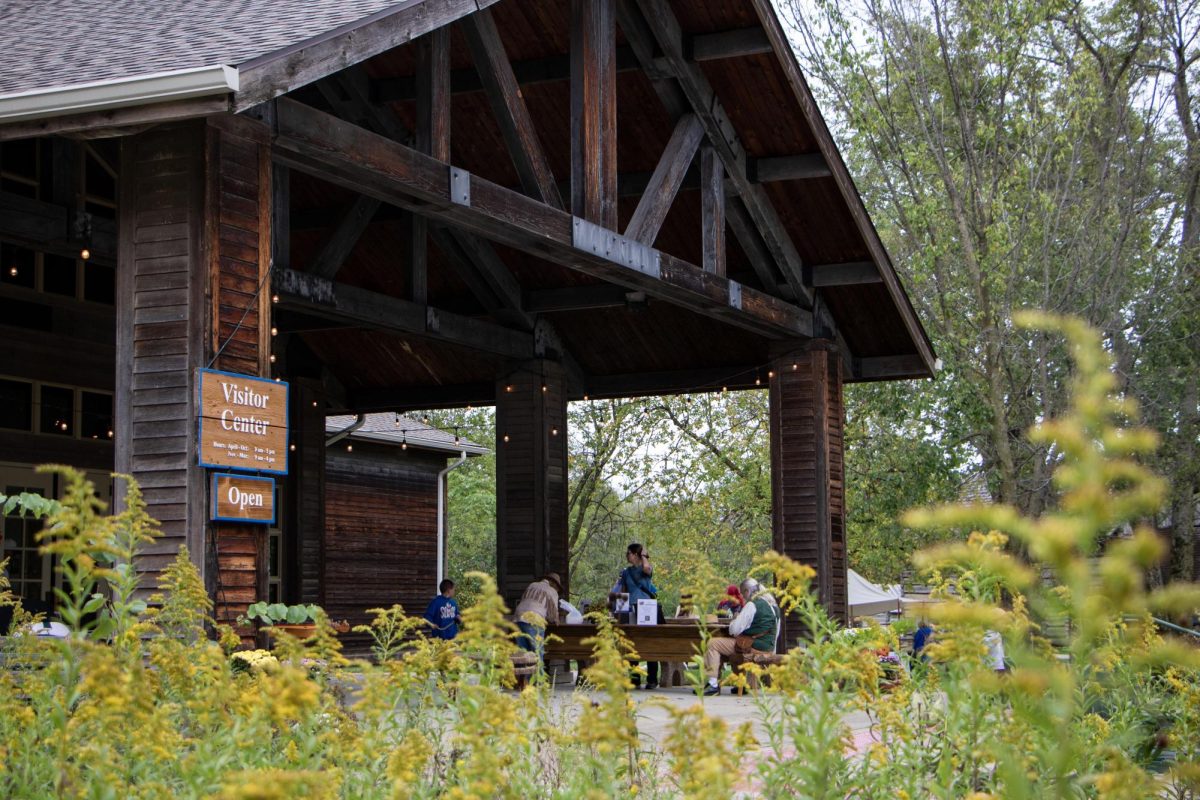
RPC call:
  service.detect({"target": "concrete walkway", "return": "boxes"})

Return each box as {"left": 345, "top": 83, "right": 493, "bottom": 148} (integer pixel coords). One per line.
{"left": 549, "top": 683, "right": 874, "bottom": 750}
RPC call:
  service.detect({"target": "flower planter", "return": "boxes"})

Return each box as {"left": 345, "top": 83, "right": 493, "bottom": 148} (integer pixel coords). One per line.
{"left": 269, "top": 623, "right": 318, "bottom": 639}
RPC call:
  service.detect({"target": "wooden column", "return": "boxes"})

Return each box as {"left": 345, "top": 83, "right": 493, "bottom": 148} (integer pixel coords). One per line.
{"left": 769, "top": 340, "right": 847, "bottom": 642}
{"left": 570, "top": 0, "right": 617, "bottom": 229}
{"left": 116, "top": 121, "right": 210, "bottom": 596}
{"left": 495, "top": 360, "right": 569, "bottom": 607}
{"left": 287, "top": 378, "right": 325, "bottom": 604}
{"left": 205, "top": 117, "right": 274, "bottom": 629}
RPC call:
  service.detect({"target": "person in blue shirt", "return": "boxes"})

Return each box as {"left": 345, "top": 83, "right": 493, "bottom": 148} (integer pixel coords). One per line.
{"left": 609, "top": 542, "right": 663, "bottom": 689}
{"left": 424, "top": 579, "right": 462, "bottom": 640}
{"left": 912, "top": 620, "right": 933, "bottom": 660}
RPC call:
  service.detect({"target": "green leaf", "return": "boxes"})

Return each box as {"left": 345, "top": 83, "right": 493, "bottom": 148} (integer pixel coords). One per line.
{"left": 285, "top": 605, "right": 308, "bottom": 624}
{"left": 82, "top": 593, "right": 107, "bottom": 615}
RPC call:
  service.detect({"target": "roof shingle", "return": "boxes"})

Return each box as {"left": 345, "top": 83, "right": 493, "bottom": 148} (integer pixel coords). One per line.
{"left": 0, "top": 0, "right": 407, "bottom": 96}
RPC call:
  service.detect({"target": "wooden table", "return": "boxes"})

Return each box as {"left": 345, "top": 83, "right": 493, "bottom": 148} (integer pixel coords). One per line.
{"left": 545, "top": 621, "right": 729, "bottom": 662}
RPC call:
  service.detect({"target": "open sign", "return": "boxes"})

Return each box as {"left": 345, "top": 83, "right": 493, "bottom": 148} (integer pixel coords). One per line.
{"left": 211, "top": 473, "right": 276, "bottom": 524}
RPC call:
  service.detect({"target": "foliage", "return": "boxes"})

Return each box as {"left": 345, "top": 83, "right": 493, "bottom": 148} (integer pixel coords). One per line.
{"left": 2, "top": 318, "right": 1200, "bottom": 800}
{"left": 243, "top": 602, "right": 323, "bottom": 626}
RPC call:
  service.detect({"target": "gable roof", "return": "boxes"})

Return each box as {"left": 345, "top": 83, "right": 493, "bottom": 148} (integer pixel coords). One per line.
{"left": 326, "top": 414, "right": 487, "bottom": 456}
{"left": 0, "top": 0, "right": 402, "bottom": 97}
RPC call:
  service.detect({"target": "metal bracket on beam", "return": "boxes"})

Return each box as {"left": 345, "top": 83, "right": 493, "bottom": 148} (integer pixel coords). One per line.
{"left": 728, "top": 281, "right": 742, "bottom": 310}
{"left": 450, "top": 167, "right": 471, "bottom": 206}
{"left": 426, "top": 307, "right": 440, "bottom": 333}
{"left": 572, "top": 217, "right": 661, "bottom": 279}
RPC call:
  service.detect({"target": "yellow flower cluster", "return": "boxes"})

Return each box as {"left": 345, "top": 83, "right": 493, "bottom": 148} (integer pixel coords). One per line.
{"left": 231, "top": 649, "right": 280, "bottom": 674}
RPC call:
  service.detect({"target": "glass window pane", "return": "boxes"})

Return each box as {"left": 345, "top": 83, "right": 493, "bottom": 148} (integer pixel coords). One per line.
{"left": 0, "top": 380, "right": 32, "bottom": 431}
{"left": 80, "top": 392, "right": 112, "bottom": 440}
{"left": 23, "top": 550, "right": 41, "bottom": 580}
{"left": 40, "top": 385, "right": 74, "bottom": 436}
{"left": 1, "top": 242, "right": 35, "bottom": 289}
{"left": 84, "top": 263, "right": 115, "bottom": 305}
{"left": 42, "top": 254, "right": 77, "bottom": 297}
{"left": 0, "top": 139, "right": 38, "bottom": 181}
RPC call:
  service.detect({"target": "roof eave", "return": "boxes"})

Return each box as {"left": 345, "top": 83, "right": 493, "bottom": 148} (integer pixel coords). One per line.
{"left": 0, "top": 65, "right": 239, "bottom": 125}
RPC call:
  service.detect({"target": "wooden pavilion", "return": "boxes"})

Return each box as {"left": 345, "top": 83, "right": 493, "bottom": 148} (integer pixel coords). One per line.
{"left": 0, "top": 0, "right": 934, "bottom": 640}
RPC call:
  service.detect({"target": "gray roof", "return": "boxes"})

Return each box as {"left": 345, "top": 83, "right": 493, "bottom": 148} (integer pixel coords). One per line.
{"left": 0, "top": 0, "right": 406, "bottom": 96}
{"left": 326, "top": 413, "right": 487, "bottom": 456}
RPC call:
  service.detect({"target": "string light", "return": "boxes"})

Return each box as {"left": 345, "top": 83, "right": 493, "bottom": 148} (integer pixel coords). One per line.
{"left": 289, "top": 443, "right": 296, "bottom": 452}
{"left": 107, "top": 430, "right": 113, "bottom": 438}
{"left": 505, "top": 385, "right": 513, "bottom": 393}
{"left": 394, "top": 413, "right": 401, "bottom": 428}
{"left": 792, "top": 361, "right": 798, "bottom": 371}
{"left": 269, "top": 354, "right": 276, "bottom": 363}
{"left": 346, "top": 444, "right": 353, "bottom": 452}
{"left": 80, "top": 248, "right": 90, "bottom": 261}
{"left": 755, "top": 376, "right": 761, "bottom": 386}
{"left": 502, "top": 433, "right": 510, "bottom": 443}
{"left": 583, "top": 394, "right": 589, "bottom": 401}
{"left": 550, "top": 427, "right": 558, "bottom": 436}
{"left": 312, "top": 401, "right": 318, "bottom": 408}
{"left": 401, "top": 432, "right": 407, "bottom": 450}
{"left": 270, "top": 326, "right": 278, "bottom": 337}
{"left": 768, "top": 370, "right": 775, "bottom": 379}
{"left": 271, "top": 293, "right": 279, "bottom": 304}
{"left": 541, "top": 384, "right": 547, "bottom": 393}
{"left": 8, "top": 266, "right": 17, "bottom": 277}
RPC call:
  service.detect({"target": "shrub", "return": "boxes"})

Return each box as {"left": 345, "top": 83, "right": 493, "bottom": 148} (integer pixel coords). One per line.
{"left": 0, "top": 314, "right": 1197, "bottom": 798}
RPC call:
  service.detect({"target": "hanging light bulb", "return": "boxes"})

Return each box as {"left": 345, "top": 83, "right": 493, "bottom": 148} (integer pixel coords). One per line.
{"left": 550, "top": 427, "right": 559, "bottom": 436}
{"left": 768, "top": 370, "right": 775, "bottom": 379}
{"left": 541, "top": 384, "right": 547, "bottom": 393}
{"left": 60, "top": 421, "right": 69, "bottom": 431}
{"left": 792, "top": 361, "right": 798, "bottom": 371}
{"left": 401, "top": 432, "right": 407, "bottom": 450}
{"left": 8, "top": 266, "right": 17, "bottom": 277}
{"left": 721, "top": 386, "right": 728, "bottom": 393}
{"left": 269, "top": 354, "right": 276, "bottom": 363}
{"left": 289, "top": 443, "right": 296, "bottom": 452}
{"left": 312, "top": 400, "right": 318, "bottom": 408}
{"left": 346, "top": 443, "right": 353, "bottom": 452}
{"left": 503, "top": 433, "right": 510, "bottom": 443}
{"left": 755, "top": 376, "right": 762, "bottom": 386}
{"left": 583, "top": 394, "right": 589, "bottom": 401}
{"left": 107, "top": 429, "right": 113, "bottom": 439}
{"left": 394, "top": 413, "right": 401, "bottom": 428}
{"left": 80, "top": 247, "right": 90, "bottom": 261}
{"left": 272, "top": 293, "right": 280, "bottom": 304}
{"left": 270, "top": 326, "right": 278, "bottom": 337}
{"left": 422, "top": 414, "right": 430, "bottom": 424}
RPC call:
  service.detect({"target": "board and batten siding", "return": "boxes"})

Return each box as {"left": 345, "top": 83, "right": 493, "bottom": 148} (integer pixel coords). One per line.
{"left": 116, "top": 121, "right": 210, "bottom": 594}
{"left": 769, "top": 341, "right": 848, "bottom": 643}
{"left": 324, "top": 446, "right": 442, "bottom": 655}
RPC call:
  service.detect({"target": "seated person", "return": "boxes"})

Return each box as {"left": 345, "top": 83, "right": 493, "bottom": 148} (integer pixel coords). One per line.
{"left": 717, "top": 584, "right": 744, "bottom": 616}
{"left": 703, "top": 578, "right": 778, "bottom": 696}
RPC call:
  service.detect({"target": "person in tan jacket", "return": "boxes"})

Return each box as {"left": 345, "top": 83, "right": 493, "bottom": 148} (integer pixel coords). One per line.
{"left": 515, "top": 572, "right": 562, "bottom": 660}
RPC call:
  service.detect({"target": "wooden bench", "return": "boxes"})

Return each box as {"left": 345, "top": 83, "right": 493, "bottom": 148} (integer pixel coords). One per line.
{"left": 729, "top": 649, "right": 784, "bottom": 692}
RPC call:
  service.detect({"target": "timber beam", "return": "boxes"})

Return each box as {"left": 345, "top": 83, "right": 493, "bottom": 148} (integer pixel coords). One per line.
{"left": 852, "top": 354, "right": 928, "bottom": 382}
{"left": 270, "top": 99, "right": 812, "bottom": 340}
{"left": 371, "top": 27, "right": 771, "bottom": 103}
{"left": 809, "top": 260, "right": 881, "bottom": 288}
{"left": 462, "top": 8, "right": 564, "bottom": 209}
{"left": 344, "top": 382, "right": 497, "bottom": 413}
{"left": 305, "top": 194, "right": 380, "bottom": 279}
{"left": 622, "top": 0, "right": 814, "bottom": 307}
{"left": 272, "top": 267, "right": 534, "bottom": 360}
{"left": 525, "top": 284, "right": 631, "bottom": 312}
{"left": 0, "top": 191, "right": 117, "bottom": 263}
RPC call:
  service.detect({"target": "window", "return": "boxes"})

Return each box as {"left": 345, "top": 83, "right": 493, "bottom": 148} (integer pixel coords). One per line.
{"left": 83, "top": 262, "right": 115, "bottom": 305}
{"left": 0, "top": 379, "right": 32, "bottom": 431}
{"left": 80, "top": 391, "right": 113, "bottom": 440}
{"left": 267, "top": 523, "right": 284, "bottom": 604}
{"left": 1, "top": 242, "right": 35, "bottom": 289}
{"left": 39, "top": 385, "right": 74, "bottom": 436}
{"left": 2, "top": 483, "right": 50, "bottom": 608}
{"left": 0, "top": 139, "right": 40, "bottom": 199}
{"left": 42, "top": 253, "right": 78, "bottom": 298}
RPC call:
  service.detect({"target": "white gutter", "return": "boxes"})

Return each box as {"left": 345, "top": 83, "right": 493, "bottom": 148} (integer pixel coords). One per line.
{"left": 437, "top": 450, "right": 469, "bottom": 589}
{"left": 325, "top": 414, "right": 366, "bottom": 447}
{"left": 0, "top": 65, "right": 239, "bottom": 124}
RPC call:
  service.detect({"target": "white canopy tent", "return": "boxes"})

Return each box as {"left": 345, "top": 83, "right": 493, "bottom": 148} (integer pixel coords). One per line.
{"left": 848, "top": 569, "right": 904, "bottom": 617}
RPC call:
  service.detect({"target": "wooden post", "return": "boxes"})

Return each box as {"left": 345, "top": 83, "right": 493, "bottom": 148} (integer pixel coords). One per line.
{"left": 288, "top": 378, "right": 326, "bottom": 604}
{"left": 769, "top": 340, "right": 847, "bottom": 643}
{"left": 701, "top": 145, "right": 725, "bottom": 276}
{"left": 570, "top": 0, "right": 617, "bottom": 229}
{"left": 495, "top": 360, "right": 569, "bottom": 607}
{"left": 116, "top": 121, "right": 210, "bottom": 596}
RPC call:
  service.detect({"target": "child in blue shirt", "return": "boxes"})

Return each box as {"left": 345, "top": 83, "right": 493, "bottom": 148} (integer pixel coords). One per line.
{"left": 424, "top": 579, "right": 462, "bottom": 640}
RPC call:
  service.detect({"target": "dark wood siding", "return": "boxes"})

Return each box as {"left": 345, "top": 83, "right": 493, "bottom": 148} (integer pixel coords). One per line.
{"left": 494, "top": 360, "right": 568, "bottom": 606}
{"left": 289, "top": 378, "right": 326, "bottom": 604}
{"left": 205, "top": 119, "right": 272, "bottom": 626}
{"left": 769, "top": 341, "right": 847, "bottom": 641}
{"left": 116, "top": 122, "right": 209, "bottom": 596}
{"left": 324, "top": 445, "right": 442, "bottom": 653}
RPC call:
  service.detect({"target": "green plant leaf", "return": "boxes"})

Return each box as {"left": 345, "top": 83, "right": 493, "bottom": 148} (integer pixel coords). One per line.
{"left": 285, "top": 605, "right": 309, "bottom": 624}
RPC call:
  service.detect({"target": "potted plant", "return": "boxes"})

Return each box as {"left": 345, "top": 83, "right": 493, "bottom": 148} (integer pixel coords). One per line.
{"left": 242, "top": 602, "right": 323, "bottom": 639}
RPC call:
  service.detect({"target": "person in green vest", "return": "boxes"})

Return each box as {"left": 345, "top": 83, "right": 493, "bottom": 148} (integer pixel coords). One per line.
{"left": 703, "top": 577, "right": 778, "bottom": 696}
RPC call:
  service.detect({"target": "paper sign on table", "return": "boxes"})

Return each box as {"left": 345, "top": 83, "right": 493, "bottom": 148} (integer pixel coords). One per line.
{"left": 636, "top": 599, "right": 658, "bottom": 625}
